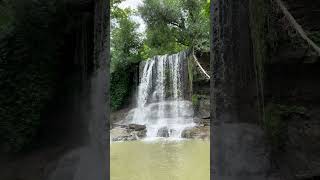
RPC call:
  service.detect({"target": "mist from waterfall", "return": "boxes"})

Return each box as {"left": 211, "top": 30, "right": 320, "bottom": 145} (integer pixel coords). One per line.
{"left": 128, "top": 51, "right": 194, "bottom": 138}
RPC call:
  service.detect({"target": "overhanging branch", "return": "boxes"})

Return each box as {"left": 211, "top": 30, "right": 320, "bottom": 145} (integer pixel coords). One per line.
{"left": 192, "top": 49, "right": 210, "bottom": 79}
{"left": 275, "top": 0, "right": 320, "bottom": 56}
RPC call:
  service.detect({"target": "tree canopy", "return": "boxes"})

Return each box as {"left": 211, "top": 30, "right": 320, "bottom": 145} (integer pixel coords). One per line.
{"left": 139, "top": 0, "right": 210, "bottom": 56}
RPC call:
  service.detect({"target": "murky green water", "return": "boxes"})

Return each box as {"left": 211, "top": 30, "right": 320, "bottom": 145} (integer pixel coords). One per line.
{"left": 111, "top": 139, "right": 209, "bottom": 180}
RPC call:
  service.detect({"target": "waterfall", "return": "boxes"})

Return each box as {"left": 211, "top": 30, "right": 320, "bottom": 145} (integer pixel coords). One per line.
{"left": 129, "top": 51, "right": 194, "bottom": 138}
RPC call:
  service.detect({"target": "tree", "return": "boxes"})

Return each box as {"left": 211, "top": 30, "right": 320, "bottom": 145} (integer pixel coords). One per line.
{"left": 110, "top": 2, "right": 142, "bottom": 110}
{"left": 139, "top": 0, "right": 210, "bottom": 57}
{"left": 111, "top": 8, "right": 141, "bottom": 72}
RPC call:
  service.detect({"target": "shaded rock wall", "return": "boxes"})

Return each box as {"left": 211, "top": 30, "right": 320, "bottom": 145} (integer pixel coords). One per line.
{"left": 210, "top": 0, "right": 271, "bottom": 179}
{"left": 250, "top": 0, "right": 320, "bottom": 178}
{"left": 211, "top": 0, "right": 257, "bottom": 124}
{"left": 263, "top": 10, "right": 320, "bottom": 179}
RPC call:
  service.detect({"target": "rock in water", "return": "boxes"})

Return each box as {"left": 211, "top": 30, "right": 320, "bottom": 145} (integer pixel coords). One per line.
{"left": 194, "top": 117, "right": 210, "bottom": 126}
{"left": 134, "top": 129, "right": 147, "bottom": 138}
{"left": 181, "top": 126, "right": 210, "bottom": 139}
{"left": 128, "top": 124, "right": 146, "bottom": 131}
{"left": 110, "top": 127, "right": 131, "bottom": 141}
{"left": 157, "top": 127, "right": 169, "bottom": 137}
{"left": 110, "top": 125, "right": 147, "bottom": 141}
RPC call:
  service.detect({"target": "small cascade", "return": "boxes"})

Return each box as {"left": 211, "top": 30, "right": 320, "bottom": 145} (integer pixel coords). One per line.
{"left": 128, "top": 51, "right": 194, "bottom": 138}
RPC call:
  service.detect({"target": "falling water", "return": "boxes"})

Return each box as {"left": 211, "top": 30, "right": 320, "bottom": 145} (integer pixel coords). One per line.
{"left": 128, "top": 51, "right": 194, "bottom": 138}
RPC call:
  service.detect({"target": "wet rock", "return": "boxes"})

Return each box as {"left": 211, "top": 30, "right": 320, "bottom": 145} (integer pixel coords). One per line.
{"left": 110, "top": 127, "right": 131, "bottom": 141}
{"left": 194, "top": 117, "right": 210, "bottom": 126}
{"left": 110, "top": 107, "right": 132, "bottom": 126}
{"left": 110, "top": 125, "right": 147, "bottom": 141}
{"left": 128, "top": 124, "right": 146, "bottom": 131}
{"left": 133, "top": 129, "right": 147, "bottom": 138}
{"left": 194, "top": 95, "right": 210, "bottom": 119}
{"left": 181, "top": 126, "right": 209, "bottom": 139}
{"left": 157, "top": 127, "right": 169, "bottom": 137}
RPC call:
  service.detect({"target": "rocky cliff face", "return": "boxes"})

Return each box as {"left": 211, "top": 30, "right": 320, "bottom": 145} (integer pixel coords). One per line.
{"left": 211, "top": 0, "right": 320, "bottom": 179}
{"left": 210, "top": 0, "right": 320, "bottom": 179}
{"left": 261, "top": 1, "right": 320, "bottom": 178}
{"left": 210, "top": 0, "right": 271, "bottom": 179}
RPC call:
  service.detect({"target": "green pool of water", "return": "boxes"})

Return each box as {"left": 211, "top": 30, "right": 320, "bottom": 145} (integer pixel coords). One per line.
{"left": 111, "top": 139, "right": 209, "bottom": 180}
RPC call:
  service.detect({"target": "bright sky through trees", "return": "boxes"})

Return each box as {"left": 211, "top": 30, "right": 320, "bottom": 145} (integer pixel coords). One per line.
{"left": 119, "top": 0, "right": 146, "bottom": 33}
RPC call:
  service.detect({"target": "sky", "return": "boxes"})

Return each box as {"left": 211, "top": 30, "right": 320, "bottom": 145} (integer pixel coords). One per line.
{"left": 118, "top": 0, "right": 146, "bottom": 33}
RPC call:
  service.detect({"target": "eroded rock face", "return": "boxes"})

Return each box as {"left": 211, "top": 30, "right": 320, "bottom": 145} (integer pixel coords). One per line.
{"left": 193, "top": 95, "right": 210, "bottom": 118}
{"left": 197, "top": 97, "right": 210, "bottom": 119}
{"left": 181, "top": 126, "right": 210, "bottom": 140}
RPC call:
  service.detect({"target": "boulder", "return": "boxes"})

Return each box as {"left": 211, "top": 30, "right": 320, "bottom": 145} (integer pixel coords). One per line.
{"left": 134, "top": 129, "right": 147, "bottom": 138}
{"left": 110, "top": 127, "right": 132, "bottom": 141}
{"left": 181, "top": 126, "right": 210, "bottom": 139}
{"left": 110, "top": 125, "right": 147, "bottom": 141}
{"left": 157, "top": 127, "right": 169, "bottom": 137}
{"left": 194, "top": 117, "right": 210, "bottom": 126}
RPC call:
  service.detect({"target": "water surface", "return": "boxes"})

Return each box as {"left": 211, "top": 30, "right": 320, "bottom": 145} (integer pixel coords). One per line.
{"left": 111, "top": 139, "right": 209, "bottom": 180}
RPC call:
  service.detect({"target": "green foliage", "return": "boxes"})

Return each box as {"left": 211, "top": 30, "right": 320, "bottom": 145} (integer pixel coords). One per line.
{"left": 310, "top": 31, "right": 320, "bottom": 47}
{"left": 139, "top": 0, "right": 209, "bottom": 57}
{"left": 0, "top": 1, "right": 13, "bottom": 31}
{"left": 110, "top": 66, "right": 132, "bottom": 110}
{"left": 187, "top": 56, "right": 195, "bottom": 95}
{"left": 264, "top": 103, "right": 307, "bottom": 152}
{"left": 139, "top": 44, "right": 153, "bottom": 60}
{"left": 143, "top": 24, "right": 188, "bottom": 57}
{"left": 192, "top": 94, "right": 200, "bottom": 108}
{"left": 111, "top": 3, "right": 142, "bottom": 110}
{"left": 111, "top": 11, "right": 141, "bottom": 72}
